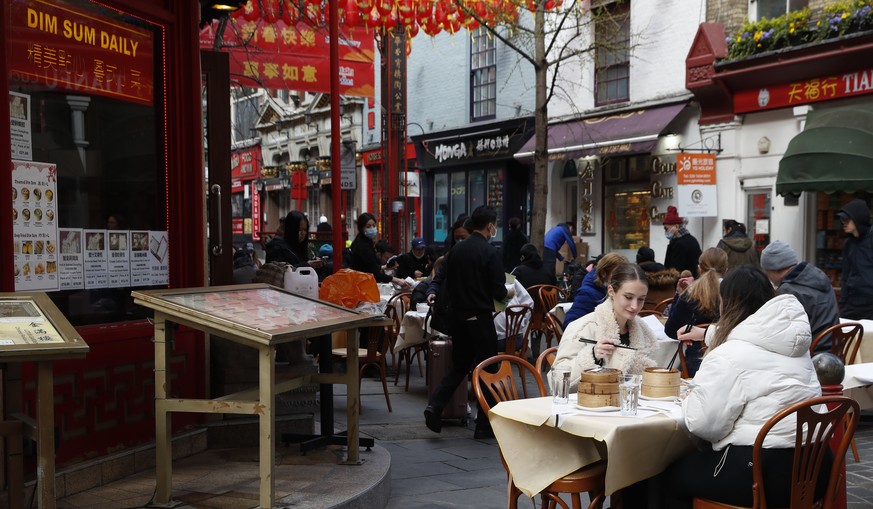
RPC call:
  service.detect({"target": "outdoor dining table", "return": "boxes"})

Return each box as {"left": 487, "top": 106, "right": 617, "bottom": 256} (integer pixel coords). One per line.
{"left": 840, "top": 318, "right": 873, "bottom": 364}
{"left": 489, "top": 395, "right": 696, "bottom": 498}
{"left": 843, "top": 362, "right": 873, "bottom": 409}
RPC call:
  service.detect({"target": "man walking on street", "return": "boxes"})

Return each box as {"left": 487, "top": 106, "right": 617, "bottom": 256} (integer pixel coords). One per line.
{"left": 663, "top": 205, "right": 702, "bottom": 278}
{"left": 424, "top": 206, "right": 511, "bottom": 438}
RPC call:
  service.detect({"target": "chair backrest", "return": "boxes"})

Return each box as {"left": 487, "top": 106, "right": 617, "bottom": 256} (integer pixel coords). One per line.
{"left": 535, "top": 346, "right": 558, "bottom": 378}
{"left": 750, "top": 396, "right": 859, "bottom": 509}
{"left": 472, "top": 354, "right": 547, "bottom": 415}
{"left": 810, "top": 322, "right": 864, "bottom": 365}
{"left": 637, "top": 309, "right": 663, "bottom": 318}
{"left": 653, "top": 297, "right": 673, "bottom": 314}
{"left": 526, "top": 284, "right": 551, "bottom": 330}
{"left": 362, "top": 325, "right": 389, "bottom": 362}
{"left": 503, "top": 304, "right": 533, "bottom": 356}
{"left": 387, "top": 291, "right": 413, "bottom": 317}
{"left": 545, "top": 312, "right": 564, "bottom": 343}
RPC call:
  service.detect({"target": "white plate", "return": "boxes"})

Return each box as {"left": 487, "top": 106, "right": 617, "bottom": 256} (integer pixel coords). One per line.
{"left": 640, "top": 395, "right": 676, "bottom": 402}
{"left": 575, "top": 405, "right": 620, "bottom": 412}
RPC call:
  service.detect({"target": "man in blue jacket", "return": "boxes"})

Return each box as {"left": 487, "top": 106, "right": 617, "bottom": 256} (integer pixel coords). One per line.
{"left": 543, "top": 222, "right": 577, "bottom": 278}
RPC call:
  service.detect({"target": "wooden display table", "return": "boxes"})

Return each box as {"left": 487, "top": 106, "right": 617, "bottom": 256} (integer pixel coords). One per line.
{"left": 132, "top": 284, "right": 387, "bottom": 509}
{"left": 0, "top": 292, "right": 89, "bottom": 509}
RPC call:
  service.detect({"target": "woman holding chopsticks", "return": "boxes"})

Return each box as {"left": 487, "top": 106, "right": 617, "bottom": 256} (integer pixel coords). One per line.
{"left": 664, "top": 247, "right": 728, "bottom": 376}
{"left": 549, "top": 262, "right": 657, "bottom": 391}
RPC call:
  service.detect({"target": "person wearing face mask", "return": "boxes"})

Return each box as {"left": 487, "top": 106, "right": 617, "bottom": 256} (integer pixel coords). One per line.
{"left": 663, "top": 205, "right": 702, "bottom": 278}
{"left": 264, "top": 211, "right": 325, "bottom": 270}
{"left": 424, "top": 206, "right": 513, "bottom": 438}
{"left": 349, "top": 212, "right": 408, "bottom": 288}
{"left": 395, "top": 237, "right": 432, "bottom": 279}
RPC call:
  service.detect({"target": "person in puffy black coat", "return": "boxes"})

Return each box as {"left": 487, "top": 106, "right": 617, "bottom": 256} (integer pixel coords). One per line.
{"left": 511, "top": 244, "right": 556, "bottom": 289}
{"left": 662, "top": 206, "right": 702, "bottom": 278}
{"left": 716, "top": 219, "right": 759, "bottom": 272}
{"left": 264, "top": 211, "right": 325, "bottom": 270}
{"left": 838, "top": 198, "right": 873, "bottom": 319}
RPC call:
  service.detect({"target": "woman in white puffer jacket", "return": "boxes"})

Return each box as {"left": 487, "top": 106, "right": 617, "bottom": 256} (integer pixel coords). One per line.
{"left": 660, "top": 265, "right": 824, "bottom": 509}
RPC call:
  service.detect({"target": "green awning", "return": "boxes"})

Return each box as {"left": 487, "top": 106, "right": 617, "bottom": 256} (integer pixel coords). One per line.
{"left": 777, "top": 105, "right": 873, "bottom": 195}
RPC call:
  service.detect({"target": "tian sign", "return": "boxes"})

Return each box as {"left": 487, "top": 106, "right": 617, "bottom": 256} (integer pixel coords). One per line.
{"left": 7, "top": 0, "right": 155, "bottom": 106}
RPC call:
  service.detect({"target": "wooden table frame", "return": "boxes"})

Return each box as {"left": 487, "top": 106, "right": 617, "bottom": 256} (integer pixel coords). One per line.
{"left": 133, "top": 284, "right": 387, "bottom": 509}
{"left": 0, "top": 292, "right": 89, "bottom": 509}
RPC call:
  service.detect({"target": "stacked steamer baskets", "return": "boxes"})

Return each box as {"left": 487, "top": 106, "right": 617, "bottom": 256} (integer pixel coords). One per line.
{"left": 577, "top": 368, "right": 621, "bottom": 407}
{"left": 641, "top": 367, "right": 680, "bottom": 398}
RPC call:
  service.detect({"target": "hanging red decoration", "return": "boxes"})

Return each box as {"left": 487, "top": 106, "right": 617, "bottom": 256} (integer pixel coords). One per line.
{"left": 343, "top": 0, "right": 362, "bottom": 27}
{"left": 240, "top": 0, "right": 259, "bottom": 21}
{"left": 281, "top": 0, "right": 299, "bottom": 24}
{"left": 261, "top": 0, "right": 280, "bottom": 22}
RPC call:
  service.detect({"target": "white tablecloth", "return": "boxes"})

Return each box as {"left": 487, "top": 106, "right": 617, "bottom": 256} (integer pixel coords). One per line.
{"left": 839, "top": 318, "right": 873, "bottom": 364}
{"left": 490, "top": 396, "right": 696, "bottom": 497}
{"left": 844, "top": 362, "right": 873, "bottom": 410}
{"left": 394, "top": 310, "right": 430, "bottom": 353}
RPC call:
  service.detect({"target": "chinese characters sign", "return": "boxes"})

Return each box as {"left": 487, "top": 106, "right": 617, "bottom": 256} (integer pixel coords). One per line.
{"left": 199, "top": 18, "right": 374, "bottom": 97}
{"left": 7, "top": 0, "right": 155, "bottom": 106}
{"left": 735, "top": 69, "right": 873, "bottom": 114}
{"left": 676, "top": 153, "right": 717, "bottom": 217}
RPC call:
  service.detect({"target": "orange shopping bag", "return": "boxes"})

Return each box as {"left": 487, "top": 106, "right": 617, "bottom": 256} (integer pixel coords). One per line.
{"left": 318, "top": 269, "right": 380, "bottom": 309}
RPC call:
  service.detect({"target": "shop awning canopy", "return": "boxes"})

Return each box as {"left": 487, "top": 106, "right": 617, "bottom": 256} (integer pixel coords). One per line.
{"left": 515, "top": 102, "right": 687, "bottom": 160}
{"left": 777, "top": 105, "right": 873, "bottom": 195}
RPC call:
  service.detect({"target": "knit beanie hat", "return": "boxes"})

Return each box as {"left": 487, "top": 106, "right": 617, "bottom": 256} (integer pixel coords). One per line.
{"left": 663, "top": 206, "right": 683, "bottom": 225}
{"left": 760, "top": 241, "right": 798, "bottom": 271}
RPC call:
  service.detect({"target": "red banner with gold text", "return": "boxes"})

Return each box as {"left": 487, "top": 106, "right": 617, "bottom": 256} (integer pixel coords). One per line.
{"left": 199, "top": 18, "right": 374, "bottom": 97}
{"left": 7, "top": 0, "right": 155, "bottom": 106}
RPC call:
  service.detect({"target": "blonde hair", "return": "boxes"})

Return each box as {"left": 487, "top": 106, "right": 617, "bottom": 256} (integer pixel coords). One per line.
{"left": 685, "top": 248, "right": 728, "bottom": 317}
{"left": 595, "top": 253, "right": 629, "bottom": 287}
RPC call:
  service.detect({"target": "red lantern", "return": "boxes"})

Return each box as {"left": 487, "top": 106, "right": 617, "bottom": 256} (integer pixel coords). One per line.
{"left": 344, "top": 0, "right": 362, "bottom": 26}
{"left": 241, "top": 0, "right": 259, "bottom": 21}
{"left": 407, "top": 22, "right": 420, "bottom": 38}
{"left": 376, "top": 0, "right": 393, "bottom": 16}
{"left": 281, "top": 0, "right": 299, "bottom": 24}
{"left": 262, "top": 0, "right": 279, "bottom": 22}
{"left": 545, "top": 0, "right": 555, "bottom": 9}
{"left": 367, "top": 5, "right": 383, "bottom": 29}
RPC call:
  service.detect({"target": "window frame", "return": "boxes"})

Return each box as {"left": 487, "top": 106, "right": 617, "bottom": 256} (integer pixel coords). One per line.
{"left": 594, "top": 0, "right": 631, "bottom": 107}
{"left": 749, "top": 0, "right": 809, "bottom": 22}
{"left": 470, "top": 27, "right": 497, "bottom": 122}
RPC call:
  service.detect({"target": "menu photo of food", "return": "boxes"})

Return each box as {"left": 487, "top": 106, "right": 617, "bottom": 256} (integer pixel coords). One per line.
{"left": 109, "top": 232, "right": 127, "bottom": 251}
{"left": 47, "top": 261, "right": 57, "bottom": 273}
{"left": 12, "top": 187, "right": 17, "bottom": 200}
{"left": 34, "top": 208, "right": 42, "bottom": 221}
{"left": 34, "top": 240, "right": 44, "bottom": 255}
{"left": 46, "top": 210, "right": 54, "bottom": 221}
{"left": 61, "top": 231, "right": 81, "bottom": 254}
{"left": 46, "top": 241, "right": 55, "bottom": 255}
{"left": 21, "top": 241, "right": 32, "bottom": 255}
{"left": 13, "top": 208, "right": 17, "bottom": 221}
{"left": 35, "top": 262, "right": 45, "bottom": 275}
{"left": 20, "top": 187, "right": 29, "bottom": 200}
{"left": 33, "top": 188, "right": 42, "bottom": 201}
{"left": 22, "top": 209, "right": 30, "bottom": 221}
{"left": 45, "top": 189, "right": 53, "bottom": 202}
{"left": 86, "top": 232, "right": 105, "bottom": 251}
{"left": 132, "top": 232, "right": 149, "bottom": 251}
{"left": 21, "top": 263, "right": 30, "bottom": 276}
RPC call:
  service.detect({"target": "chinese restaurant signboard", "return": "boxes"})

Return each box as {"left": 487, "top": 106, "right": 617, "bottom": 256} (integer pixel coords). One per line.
{"left": 231, "top": 146, "right": 261, "bottom": 191}
{"left": 199, "top": 18, "right": 374, "bottom": 97}
{"left": 734, "top": 68, "right": 873, "bottom": 114}
{"left": 676, "top": 153, "right": 717, "bottom": 217}
{"left": 7, "top": 0, "right": 155, "bottom": 106}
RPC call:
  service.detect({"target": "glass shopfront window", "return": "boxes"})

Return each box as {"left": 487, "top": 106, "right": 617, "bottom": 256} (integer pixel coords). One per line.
{"left": 433, "top": 173, "right": 449, "bottom": 242}
{"left": 7, "top": 0, "right": 166, "bottom": 325}
{"left": 432, "top": 167, "right": 505, "bottom": 242}
{"left": 603, "top": 155, "right": 651, "bottom": 255}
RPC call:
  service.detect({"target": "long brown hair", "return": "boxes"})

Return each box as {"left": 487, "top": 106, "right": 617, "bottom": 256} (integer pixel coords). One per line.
{"left": 708, "top": 266, "right": 775, "bottom": 353}
{"left": 685, "top": 247, "right": 728, "bottom": 317}
{"left": 595, "top": 252, "right": 629, "bottom": 287}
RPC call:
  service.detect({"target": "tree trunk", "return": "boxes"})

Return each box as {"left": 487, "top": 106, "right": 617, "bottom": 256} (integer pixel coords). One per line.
{"left": 529, "top": 4, "right": 549, "bottom": 250}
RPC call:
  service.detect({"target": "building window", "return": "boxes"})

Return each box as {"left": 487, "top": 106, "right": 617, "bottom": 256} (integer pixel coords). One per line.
{"left": 232, "top": 88, "right": 260, "bottom": 143}
{"left": 750, "top": 0, "right": 808, "bottom": 21}
{"left": 594, "top": 1, "right": 630, "bottom": 106}
{"left": 471, "top": 28, "right": 496, "bottom": 121}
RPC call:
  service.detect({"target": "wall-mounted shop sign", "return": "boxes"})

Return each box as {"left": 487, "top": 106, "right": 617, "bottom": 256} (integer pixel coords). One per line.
{"left": 8, "top": 0, "right": 155, "bottom": 106}
{"left": 676, "top": 153, "right": 717, "bottom": 217}
{"left": 414, "top": 118, "right": 534, "bottom": 169}
{"left": 232, "top": 146, "right": 262, "bottom": 182}
{"left": 735, "top": 67, "right": 873, "bottom": 114}
{"left": 577, "top": 159, "right": 596, "bottom": 236}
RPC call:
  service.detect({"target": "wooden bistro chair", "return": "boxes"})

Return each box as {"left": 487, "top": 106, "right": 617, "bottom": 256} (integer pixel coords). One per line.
{"left": 653, "top": 297, "right": 673, "bottom": 315}
{"left": 473, "top": 355, "right": 606, "bottom": 509}
{"left": 535, "top": 346, "right": 559, "bottom": 384}
{"left": 497, "top": 304, "right": 534, "bottom": 359}
{"left": 545, "top": 312, "right": 565, "bottom": 345}
{"left": 810, "top": 321, "right": 864, "bottom": 463}
{"left": 385, "top": 291, "right": 413, "bottom": 371}
{"left": 538, "top": 285, "right": 567, "bottom": 349}
{"left": 332, "top": 325, "right": 392, "bottom": 412}
{"left": 525, "top": 284, "right": 553, "bottom": 351}
{"left": 693, "top": 395, "right": 860, "bottom": 509}
{"left": 637, "top": 309, "right": 663, "bottom": 318}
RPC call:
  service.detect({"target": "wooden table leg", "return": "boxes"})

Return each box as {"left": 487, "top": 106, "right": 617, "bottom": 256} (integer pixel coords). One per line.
{"left": 35, "top": 361, "right": 55, "bottom": 509}
{"left": 153, "top": 316, "right": 174, "bottom": 505}
{"left": 258, "top": 345, "right": 276, "bottom": 509}
{"left": 344, "top": 330, "right": 361, "bottom": 464}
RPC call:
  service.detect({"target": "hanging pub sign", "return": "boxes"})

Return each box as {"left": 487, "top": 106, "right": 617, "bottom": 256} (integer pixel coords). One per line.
{"left": 676, "top": 153, "right": 717, "bottom": 217}
{"left": 7, "top": 0, "right": 155, "bottom": 106}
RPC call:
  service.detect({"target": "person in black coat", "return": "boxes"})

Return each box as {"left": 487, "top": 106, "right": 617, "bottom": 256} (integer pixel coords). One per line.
{"left": 264, "top": 211, "right": 325, "bottom": 270}
{"left": 662, "top": 206, "right": 702, "bottom": 278}
{"left": 395, "top": 237, "right": 432, "bottom": 279}
{"left": 502, "top": 217, "right": 527, "bottom": 272}
{"left": 511, "top": 244, "right": 556, "bottom": 288}
{"left": 838, "top": 198, "right": 873, "bottom": 319}
{"left": 348, "top": 212, "right": 408, "bottom": 288}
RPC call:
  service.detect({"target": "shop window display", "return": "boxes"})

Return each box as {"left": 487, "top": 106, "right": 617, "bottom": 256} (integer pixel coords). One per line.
{"left": 7, "top": 0, "right": 167, "bottom": 325}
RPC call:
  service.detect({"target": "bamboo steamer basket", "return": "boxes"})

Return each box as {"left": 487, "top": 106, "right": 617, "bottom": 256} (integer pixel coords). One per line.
{"left": 641, "top": 367, "right": 680, "bottom": 398}
{"left": 577, "top": 368, "right": 621, "bottom": 407}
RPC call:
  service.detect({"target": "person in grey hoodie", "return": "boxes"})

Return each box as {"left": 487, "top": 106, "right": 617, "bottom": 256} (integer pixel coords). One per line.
{"left": 761, "top": 240, "right": 839, "bottom": 353}
{"left": 838, "top": 199, "right": 873, "bottom": 319}
{"left": 716, "top": 219, "right": 759, "bottom": 273}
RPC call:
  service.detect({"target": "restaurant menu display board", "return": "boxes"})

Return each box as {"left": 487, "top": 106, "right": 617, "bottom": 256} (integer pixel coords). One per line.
{"left": 0, "top": 292, "right": 89, "bottom": 358}
{"left": 9, "top": 91, "right": 31, "bottom": 160}
{"left": 12, "top": 160, "right": 59, "bottom": 292}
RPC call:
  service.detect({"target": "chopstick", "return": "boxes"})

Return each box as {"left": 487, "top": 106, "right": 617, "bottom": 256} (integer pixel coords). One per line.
{"left": 577, "top": 337, "right": 636, "bottom": 350}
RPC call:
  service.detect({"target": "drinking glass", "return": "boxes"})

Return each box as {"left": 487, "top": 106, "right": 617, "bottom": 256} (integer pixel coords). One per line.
{"left": 552, "top": 367, "right": 571, "bottom": 404}
{"left": 619, "top": 374, "right": 642, "bottom": 416}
